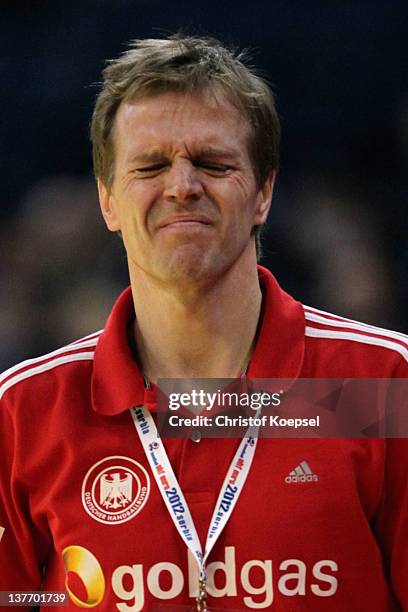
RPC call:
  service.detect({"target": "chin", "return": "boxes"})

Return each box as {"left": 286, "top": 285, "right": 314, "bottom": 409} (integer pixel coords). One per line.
{"left": 159, "top": 250, "right": 220, "bottom": 284}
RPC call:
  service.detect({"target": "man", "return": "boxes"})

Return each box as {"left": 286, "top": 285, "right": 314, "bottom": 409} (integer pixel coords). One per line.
{"left": 0, "top": 34, "right": 407, "bottom": 611}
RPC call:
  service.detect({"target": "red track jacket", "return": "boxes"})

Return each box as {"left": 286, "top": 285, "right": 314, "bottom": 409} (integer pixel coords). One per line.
{"left": 0, "top": 266, "right": 407, "bottom": 610}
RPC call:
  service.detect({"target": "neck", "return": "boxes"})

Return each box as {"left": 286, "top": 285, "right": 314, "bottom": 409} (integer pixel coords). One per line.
{"left": 130, "top": 256, "right": 262, "bottom": 383}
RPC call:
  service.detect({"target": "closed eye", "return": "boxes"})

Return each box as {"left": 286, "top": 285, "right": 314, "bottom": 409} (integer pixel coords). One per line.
{"left": 196, "top": 163, "right": 232, "bottom": 174}
{"left": 132, "top": 161, "right": 233, "bottom": 177}
{"left": 133, "top": 164, "right": 167, "bottom": 174}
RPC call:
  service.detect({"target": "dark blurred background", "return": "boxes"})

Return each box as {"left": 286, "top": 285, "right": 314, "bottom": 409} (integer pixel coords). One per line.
{"left": 1, "top": 0, "right": 407, "bottom": 370}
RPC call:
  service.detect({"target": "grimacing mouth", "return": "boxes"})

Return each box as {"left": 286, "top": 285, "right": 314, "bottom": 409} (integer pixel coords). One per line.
{"left": 157, "top": 215, "right": 213, "bottom": 229}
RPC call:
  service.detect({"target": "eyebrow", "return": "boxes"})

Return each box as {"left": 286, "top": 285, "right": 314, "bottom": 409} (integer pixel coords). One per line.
{"left": 127, "top": 151, "right": 167, "bottom": 165}
{"left": 193, "top": 147, "right": 241, "bottom": 161}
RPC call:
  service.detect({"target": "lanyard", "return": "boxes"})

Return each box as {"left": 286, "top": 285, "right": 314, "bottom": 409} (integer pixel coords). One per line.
{"left": 130, "top": 404, "right": 260, "bottom": 611}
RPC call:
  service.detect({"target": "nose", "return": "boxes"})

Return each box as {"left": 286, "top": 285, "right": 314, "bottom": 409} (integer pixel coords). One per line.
{"left": 163, "top": 159, "right": 204, "bottom": 202}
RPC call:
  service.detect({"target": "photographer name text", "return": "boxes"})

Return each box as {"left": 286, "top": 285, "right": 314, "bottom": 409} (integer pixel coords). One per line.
{"left": 167, "top": 414, "right": 320, "bottom": 429}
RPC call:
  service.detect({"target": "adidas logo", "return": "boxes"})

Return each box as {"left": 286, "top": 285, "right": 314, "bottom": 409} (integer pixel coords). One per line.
{"left": 285, "top": 460, "right": 318, "bottom": 483}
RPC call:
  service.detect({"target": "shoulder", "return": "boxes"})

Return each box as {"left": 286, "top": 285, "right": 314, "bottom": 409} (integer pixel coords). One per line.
{"left": 0, "top": 330, "right": 103, "bottom": 401}
{"left": 301, "top": 304, "right": 408, "bottom": 375}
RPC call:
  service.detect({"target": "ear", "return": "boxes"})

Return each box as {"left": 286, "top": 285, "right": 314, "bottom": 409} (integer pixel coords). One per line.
{"left": 253, "top": 170, "right": 276, "bottom": 227}
{"left": 97, "top": 178, "right": 121, "bottom": 232}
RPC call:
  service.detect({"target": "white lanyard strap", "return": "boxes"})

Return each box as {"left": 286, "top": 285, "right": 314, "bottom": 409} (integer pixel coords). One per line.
{"left": 130, "top": 405, "right": 260, "bottom": 586}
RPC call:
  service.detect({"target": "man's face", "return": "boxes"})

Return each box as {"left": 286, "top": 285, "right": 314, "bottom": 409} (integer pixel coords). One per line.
{"left": 98, "top": 91, "right": 274, "bottom": 286}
